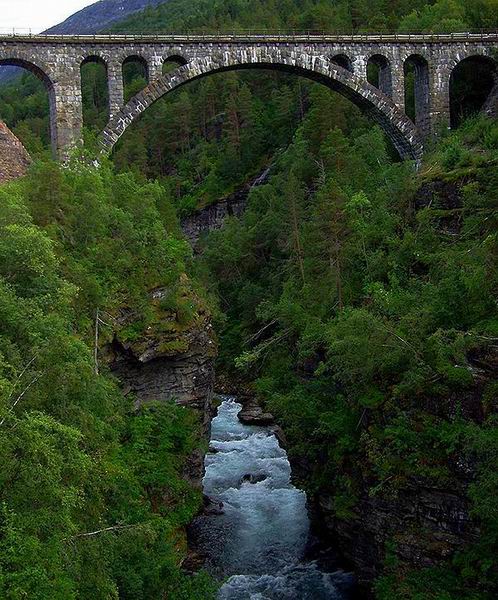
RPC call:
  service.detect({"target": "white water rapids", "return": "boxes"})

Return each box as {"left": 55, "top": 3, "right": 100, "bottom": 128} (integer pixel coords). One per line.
{"left": 195, "top": 398, "right": 355, "bottom": 599}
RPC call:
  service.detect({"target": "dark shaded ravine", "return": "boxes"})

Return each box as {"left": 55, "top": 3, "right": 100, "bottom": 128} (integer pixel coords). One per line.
{"left": 190, "top": 397, "right": 357, "bottom": 599}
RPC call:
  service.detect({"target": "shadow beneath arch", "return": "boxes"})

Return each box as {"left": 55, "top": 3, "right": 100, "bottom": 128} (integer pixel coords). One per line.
{"left": 450, "top": 56, "right": 497, "bottom": 128}
{"left": 0, "top": 57, "right": 56, "bottom": 156}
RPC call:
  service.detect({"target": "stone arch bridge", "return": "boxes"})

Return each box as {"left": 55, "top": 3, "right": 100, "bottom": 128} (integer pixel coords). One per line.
{"left": 1, "top": 32, "right": 497, "bottom": 162}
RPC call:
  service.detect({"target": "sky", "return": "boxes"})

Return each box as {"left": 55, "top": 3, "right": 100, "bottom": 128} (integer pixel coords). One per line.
{"left": 0, "top": 0, "right": 96, "bottom": 34}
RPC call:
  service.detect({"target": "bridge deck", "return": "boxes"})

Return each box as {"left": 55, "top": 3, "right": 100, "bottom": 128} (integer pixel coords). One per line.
{"left": 0, "top": 32, "right": 498, "bottom": 45}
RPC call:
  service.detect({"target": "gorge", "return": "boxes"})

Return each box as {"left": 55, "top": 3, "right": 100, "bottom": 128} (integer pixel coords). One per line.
{"left": 193, "top": 398, "right": 356, "bottom": 599}
{"left": 0, "top": 1, "right": 497, "bottom": 599}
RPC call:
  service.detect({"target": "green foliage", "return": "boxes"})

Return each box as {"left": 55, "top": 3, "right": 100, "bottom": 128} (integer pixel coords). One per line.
{"left": 0, "top": 72, "right": 50, "bottom": 153}
{"left": 15, "top": 159, "right": 192, "bottom": 332}
{"left": 198, "top": 94, "right": 498, "bottom": 598}
{"left": 0, "top": 162, "right": 215, "bottom": 599}
{"left": 81, "top": 61, "right": 110, "bottom": 131}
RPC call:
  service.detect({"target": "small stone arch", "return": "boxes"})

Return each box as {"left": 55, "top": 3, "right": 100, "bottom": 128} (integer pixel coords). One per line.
{"left": 164, "top": 55, "right": 189, "bottom": 66}
{"left": 122, "top": 55, "right": 150, "bottom": 102}
{"left": 100, "top": 51, "right": 423, "bottom": 162}
{"left": 0, "top": 56, "right": 53, "bottom": 85}
{"left": 123, "top": 55, "right": 149, "bottom": 81}
{"left": 162, "top": 54, "right": 189, "bottom": 74}
{"left": 330, "top": 54, "right": 353, "bottom": 72}
{"left": 80, "top": 54, "right": 109, "bottom": 81}
{"left": 450, "top": 54, "right": 497, "bottom": 127}
{"left": 0, "top": 56, "right": 58, "bottom": 155}
{"left": 367, "top": 54, "right": 393, "bottom": 97}
{"left": 80, "top": 55, "right": 110, "bottom": 127}
{"left": 81, "top": 53, "right": 109, "bottom": 66}
{"left": 404, "top": 54, "right": 430, "bottom": 138}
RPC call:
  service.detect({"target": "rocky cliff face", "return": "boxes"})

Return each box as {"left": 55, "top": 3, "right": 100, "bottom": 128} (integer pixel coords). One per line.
{"left": 104, "top": 283, "right": 217, "bottom": 484}
{"left": 315, "top": 347, "right": 496, "bottom": 594}
{"left": 181, "top": 168, "right": 271, "bottom": 250}
{"left": 318, "top": 476, "right": 479, "bottom": 589}
{"left": 0, "top": 121, "right": 31, "bottom": 183}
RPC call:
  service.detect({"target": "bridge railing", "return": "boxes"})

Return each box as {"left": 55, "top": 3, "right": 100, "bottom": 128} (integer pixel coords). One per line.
{"left": 0, "top": 28, "right": 497, "bottom": 43}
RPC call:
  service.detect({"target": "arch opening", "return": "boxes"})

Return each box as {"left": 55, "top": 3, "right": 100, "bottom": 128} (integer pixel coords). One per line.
{"left": 123, "top": 55, "right": 149, "bottom": 103}
{"left": 367, "top": 54, "right": 392, "bottom": 97}
{"left": 0, "top": 57, "right": 54, "bottom": 156}
{"left": 101, "top": 55, "right": 423, "bottom": 163}
{"left": 163, "top": 55, "right": 188, "bottom": 75}
{"left": 450, "top": 55, "right": 497, "bottom": 128}
{"left": 404, "top": 54, "right": 430, "bottom": 138}
{"left": 330, "top": 54, "right": 352, "bottom": 72}
{"left": 81, "top": 56, "right": 109, "bottom": 131}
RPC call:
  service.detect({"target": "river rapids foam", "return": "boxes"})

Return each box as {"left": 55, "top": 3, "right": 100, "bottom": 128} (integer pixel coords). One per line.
{"left": 196, "top": 398, "right": 355, "bottom": 599}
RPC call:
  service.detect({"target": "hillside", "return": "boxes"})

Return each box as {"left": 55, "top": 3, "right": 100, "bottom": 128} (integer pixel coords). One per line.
{"left": 45, "top": 0, "right": 167, "bottom": 35}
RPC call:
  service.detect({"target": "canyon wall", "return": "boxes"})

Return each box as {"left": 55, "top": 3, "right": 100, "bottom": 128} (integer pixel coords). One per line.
{"left": 181, "top": 168, "right": 271, "bottom": 249}
{"left": 104, "top": 285, "right": 217, "bottom": 484}
{"left": 312, "top": 177, "right": 497, "bottom": 593}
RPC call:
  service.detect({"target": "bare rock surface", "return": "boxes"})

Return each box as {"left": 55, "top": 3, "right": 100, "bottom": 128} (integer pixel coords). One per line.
{"left": 237, "top": 402, "right": 275, "bottom": 426}
{"left": 0, "top": 122, "right": 31, "bottom": 183}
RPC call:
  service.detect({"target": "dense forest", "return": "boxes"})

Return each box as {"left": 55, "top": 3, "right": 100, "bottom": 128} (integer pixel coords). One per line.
{"left": 199, "top": 111, "right": 498, "bottom": 599}
{"left": 0, "top": 0, "right": 497, "bottom": 599}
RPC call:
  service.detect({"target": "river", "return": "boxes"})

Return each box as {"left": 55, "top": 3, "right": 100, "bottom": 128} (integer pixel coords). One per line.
{"left": 192, "top": 397, "right": 356, "bottom": 599}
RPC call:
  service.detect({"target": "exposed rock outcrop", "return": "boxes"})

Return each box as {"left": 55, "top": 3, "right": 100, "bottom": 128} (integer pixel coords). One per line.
{"left": 181, "top": 168, "right": 271, "bottom": 249}
{"left": 237, "top": 399, "right": 275, "bottom": 426}
{"left": 314, "top": 350, "right": 497, "bottom": 593}
{"left": 103, "top": 282, "right": 217, "bottom": 484}
{"left": 109, "top": 316, "right": 216, "bottom": 418}
{"left": 0, "top": 122, "right": 31, "bottom": 183}
{"left": 318, "top": 476, "right": 479, "bottom": 589}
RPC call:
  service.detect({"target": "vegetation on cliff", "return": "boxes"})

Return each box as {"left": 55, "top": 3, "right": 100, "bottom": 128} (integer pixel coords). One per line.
{"left": 0, "top": 162, "right": 216, "bottom": 599}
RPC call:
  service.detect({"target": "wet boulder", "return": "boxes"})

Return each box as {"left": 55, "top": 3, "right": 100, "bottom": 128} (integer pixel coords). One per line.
{"left": 237, "top": 400, "right": 274, "bottom": 426}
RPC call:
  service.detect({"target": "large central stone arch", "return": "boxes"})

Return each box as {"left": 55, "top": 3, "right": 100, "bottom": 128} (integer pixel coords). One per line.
{"left": 100, "top": 49, "right": 424, "bottom": 162}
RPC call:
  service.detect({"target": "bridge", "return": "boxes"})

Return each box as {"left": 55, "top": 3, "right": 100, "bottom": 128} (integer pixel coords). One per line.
{"left": 1, "top": 32, "right": 497, "bottom": 162}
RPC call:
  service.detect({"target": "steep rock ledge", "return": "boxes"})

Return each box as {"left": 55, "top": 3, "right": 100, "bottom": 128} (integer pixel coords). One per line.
{"left": 103, "top": 284, "right": 217, "bottom": 484}
{"left": 181, "top": 167, "right": 271, "bottom": 249}
{"left": 109, "top": 319, "right": 215, "bottom": 416}
{"left": 318, "top": 476, "right": 479, "bottom": 589}
{"left": 314, "top": 346, "right": 497, "bottom": 594}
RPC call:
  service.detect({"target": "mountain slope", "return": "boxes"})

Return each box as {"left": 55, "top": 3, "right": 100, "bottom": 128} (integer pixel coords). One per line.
{"left": 0, "top": 0, "right": 168, "bottom": 83}
{"left": 45, "top": 0, "right": 167, "bottom": 35}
